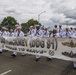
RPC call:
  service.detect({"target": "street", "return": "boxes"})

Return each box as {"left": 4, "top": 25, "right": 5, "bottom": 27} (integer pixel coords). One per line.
{"left": 0, "top": 51, "right": 75, "bottom": 75}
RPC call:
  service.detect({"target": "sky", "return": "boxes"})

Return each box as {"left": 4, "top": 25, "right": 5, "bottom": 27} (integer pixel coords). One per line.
{"left": 0, "top": 0, "right": 76, "bottom": 27}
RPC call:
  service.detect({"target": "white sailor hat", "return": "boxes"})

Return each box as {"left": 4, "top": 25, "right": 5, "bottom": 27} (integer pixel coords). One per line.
{"left": 36, "top": 25, "right": 40, "bottom": 27}
{"left": 2, "top": 27, "right": 7, "bottom": 30}
{"left": 15, "top": 24, "right": 19, "bottom": 27}
{"left": 30, "top": 26, "right": 33, "bottom": 28}
{"left": 17, "top": 26, "right": 21, "bottom": 29}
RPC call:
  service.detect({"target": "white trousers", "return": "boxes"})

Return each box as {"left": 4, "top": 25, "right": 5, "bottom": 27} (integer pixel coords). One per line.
{"left": 36, "top": 55, "right": 41, "bottom": 59}
{"left": 73, "top": 62, "right": 76, "bottom": 68}
{"left": 13, "top": 51, "right": 17, "bottom": 55}
{"left": 0, "top": 48, "right": 2, "bottom": 52}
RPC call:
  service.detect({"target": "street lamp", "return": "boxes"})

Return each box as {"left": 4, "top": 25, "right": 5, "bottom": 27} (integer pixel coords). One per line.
{"left": 38, "top": 11, "right": 46, "bottom": 23}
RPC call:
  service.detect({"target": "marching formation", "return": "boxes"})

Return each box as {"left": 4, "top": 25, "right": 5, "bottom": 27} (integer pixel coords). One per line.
{"left": 0, "top": 24, "right": 76, "bottom": 69}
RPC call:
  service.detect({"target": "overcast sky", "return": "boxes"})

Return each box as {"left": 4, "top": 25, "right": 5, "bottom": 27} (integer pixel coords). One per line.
{"left": 0, "top": 0, "right": 76, "bottom": 27}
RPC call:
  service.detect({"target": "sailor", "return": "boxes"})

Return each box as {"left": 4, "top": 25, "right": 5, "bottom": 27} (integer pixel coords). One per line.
{"left": 14, "top": 24, "right": 19, "bottom": 33}
{"left": 0, "top": 27, "right": 7, "bottom": 53}
{"left": 50, "top": 29, "right": 60, "bottom": 37}
{"left": 34, "top": 25, "right": 43, "bottom": 37}
{"left": 6, "top": 28, "right": 10, "bottom": 36}
{"left": 58, "top": 25, "right": 64, "bottom": 37}
{"left": 28, "top": 26, "right": 34, "bottom": 37}
{"left": 11, "top": 27, "right": 25, "bottom": 57}
{"left": 40, "top": 25, "right": 45, "bottom": 35}
{"left": 43, "top": 27, "right": 52, "bottom": 61}
{"left": 54, "top": 25, "right": 59, "bottom": 32}
{"left": 43, "top": 27, "right": 49, "bottom": 37}
{"left": 17, "top": 23, "right": 22, "bottom": 29}
{"left": 62, "top": 28, "right": 70, "bottom": 38}
{"left": 9, "top": 29, "right": 14, "bottom": 36}
{"left": 33, "top": 24, "right": 36, "bottom": 32}
{"left": 34, "top": 25, "right": 43, "bottom": 61}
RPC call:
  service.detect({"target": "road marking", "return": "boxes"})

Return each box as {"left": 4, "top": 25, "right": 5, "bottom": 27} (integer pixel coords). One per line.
{"left": 0, "top": 70, "right": 12, "bottom": 75}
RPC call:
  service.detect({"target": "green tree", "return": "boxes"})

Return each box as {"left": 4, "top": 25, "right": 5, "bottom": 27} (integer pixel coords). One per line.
{"left": 1, "top": 16, "right": 17, "bottom": 30}
{"left": 21, "top": 23, "right": 29, "bottom": 33}
{"left": 21, "top": 19, "right": 41, "bottom": 32}
{"left": 27, "top": 19, "right": 41, "bottom": 26}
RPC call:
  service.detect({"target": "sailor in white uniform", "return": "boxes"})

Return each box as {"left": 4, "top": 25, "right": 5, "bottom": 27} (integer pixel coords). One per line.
{"left": 9, "top": 29, "right": 14, "bottom": 37}
{"left": 58, "top": 25, "right": 64, "bottom": 37}
{"left": 6, "top": 28, "right": 10, "bottom": 36}
{"left": 28, "top": 26, "right": 34, "bottom": 37}
{"left": 14, "top": 25, "right": 19, "bottom": 33}
{"left": 34, "top": 25, "right": 43, "bottom": 61}
{"left": 0, "top": 27, "right": 7, "bottom": 53}
{"left": 50, "top": 29, "right": 60, "bottom": 37}
{"left": 43, "top": 28, "right": 52, "bottom": 61}
{"left": 43, "top": 28, "right": 49, "bottom": 37}
{"left": 40, "top": 26, "right": 45, "bottom": 36}
{"left": 54, "top": 25, "right": 59, "bottom": 33}
{"left": 69, "top": 28, "right": 74, "bottom": 36}
{"left": 62, "top": 28, "right": 70, "bottom": 38}
{"left": 11, "top": 27, "right": 25, "bottom": 57}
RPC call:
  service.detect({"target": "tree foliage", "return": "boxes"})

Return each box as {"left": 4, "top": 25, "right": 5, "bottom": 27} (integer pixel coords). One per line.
{"left": 21, "top": 19, "right": 41, "bottom": 32}
{"left": 27, "top": 19, "right": 41, "bottom": 26}
{"left": 0, "top": 16, "right": 41, "bottom": 32}
{"left": 0, "top": 16, "right": 17, "bottom": 30}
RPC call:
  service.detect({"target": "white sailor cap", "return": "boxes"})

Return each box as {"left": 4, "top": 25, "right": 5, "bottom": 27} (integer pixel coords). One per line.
{"left": 30, "top": 26, "right": 33, "bottom": 28}
{"left": 15, "top": 24, "right": 19, "bottom": 27}
{"left": 17, "top": 26, "right": 21, "bottom": 29}
{"left": 2, "top": 27, "right": 7, "bottom": 30}
{"left": 36, "top": 25, "right": 40, "bottom": 27}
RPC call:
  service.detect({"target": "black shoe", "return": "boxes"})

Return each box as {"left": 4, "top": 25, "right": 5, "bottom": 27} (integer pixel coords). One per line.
{"left": 74, "top": 67, "right": 76, "bottom": 69}
{"left": 11, "top": 54, "right": 16, "bottom": 57}
{"left": 47, "top": 58, "right": 52, "bottom": 61}
{"left": 35, "top": 58, "right": 40, "bottom": 62}
{"left": 0, "top": 52, "right": 2, "bottom": 54}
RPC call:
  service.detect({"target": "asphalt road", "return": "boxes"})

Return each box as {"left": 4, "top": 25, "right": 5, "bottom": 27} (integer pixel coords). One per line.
{"left": 0, "top": 51, "right": 75, "bottom": 75}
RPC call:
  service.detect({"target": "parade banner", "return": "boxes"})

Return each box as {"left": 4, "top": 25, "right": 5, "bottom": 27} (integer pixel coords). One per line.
{"left": 0, "top": 36, "right": 76, "bottom": 61}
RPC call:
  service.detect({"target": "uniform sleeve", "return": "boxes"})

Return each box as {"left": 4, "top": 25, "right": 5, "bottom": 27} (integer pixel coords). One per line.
{"left": 20, "top": 32, "right": 24, "bottom": 36}
{"left": 39, "top": 30, "right": 44, "bottom": 37}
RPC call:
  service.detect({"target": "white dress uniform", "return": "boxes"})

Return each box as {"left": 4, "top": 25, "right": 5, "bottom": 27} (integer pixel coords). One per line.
{"left": 9, "top": 32, "right": 14, "bottom": 37}
{"left": 59, "top": 28, "right": 64, "bottom": 37}
{"left": 0, "top": 31, "right": 7, "bottom": 53}
{"left": 43, "top": 30, "right": 49, "bottom": 37}
{"left": 34, "top": 29, "right": 43, "bottom": 37}
{"left": 14, "top": 29, "right": 18, "bottom": 33}
{"left": 12, "top": 30, "right": 25, "bottom": 57}
{"left": 16, "top": 31, "right": 24, "bottom": 37}
{"left": 43, "top": 30, "right": 53, "bottom": 61}
{"left": 28, "top": 29, "right": 34, "bottom": 37}
{"left": 34, "top": 29, "right": 43, "bottom": 61}
{"left": 7, "top": 31, "right": 10, "bottom": 36}
{"left": 62, "top": 31, "right": 70, "bottom": 38}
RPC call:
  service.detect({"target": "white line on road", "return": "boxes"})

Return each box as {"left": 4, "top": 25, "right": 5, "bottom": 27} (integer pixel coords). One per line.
{"left": 0, "top": 70, "right": 12, "bottom": 75}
